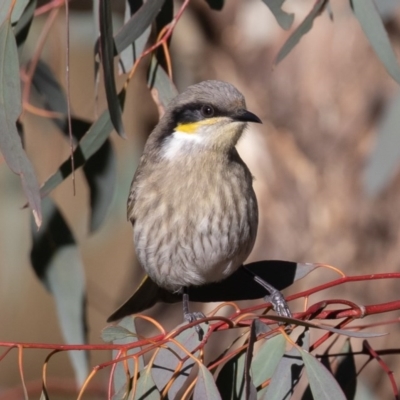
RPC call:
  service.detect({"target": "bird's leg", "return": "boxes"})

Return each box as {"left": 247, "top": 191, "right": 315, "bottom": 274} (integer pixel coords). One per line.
{"left": 182, "top": 287, "right": 205, "bottom": 340}
{"left": 243, "top": 266, "right": 292, "bottom": 318}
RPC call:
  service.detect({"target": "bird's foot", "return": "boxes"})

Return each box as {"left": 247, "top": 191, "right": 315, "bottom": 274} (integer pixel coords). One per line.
{"left": 264, "top": 289, "right": 292, "bottom": 319}
{"left": 182, "top": 289, "right": 205, "bottom": 340}
{"left": 184, "top": 311, "right": 205, "bottom": 340}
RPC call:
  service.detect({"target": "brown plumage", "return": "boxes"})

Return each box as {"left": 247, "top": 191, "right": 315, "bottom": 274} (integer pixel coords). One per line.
{"left": 110, "top": 80, "right": 262, "bottom": 322}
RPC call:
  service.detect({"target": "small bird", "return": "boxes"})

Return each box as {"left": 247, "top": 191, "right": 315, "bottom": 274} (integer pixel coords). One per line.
{"left": 108, "top": 80, "right": 290, "bottom": 325}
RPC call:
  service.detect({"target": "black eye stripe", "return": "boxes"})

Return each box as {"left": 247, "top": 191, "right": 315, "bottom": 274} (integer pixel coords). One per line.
{"left": 173, "top": 103, "right": 225, "bottom": 124}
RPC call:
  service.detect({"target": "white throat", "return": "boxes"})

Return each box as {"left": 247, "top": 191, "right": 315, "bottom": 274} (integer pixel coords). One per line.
{"left": 162, "top": 131, "right": 206, "bottom": 160}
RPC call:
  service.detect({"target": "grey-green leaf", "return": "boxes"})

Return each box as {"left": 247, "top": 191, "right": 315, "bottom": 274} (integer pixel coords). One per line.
{"left": 252, "top": 333, "right": 286, "bottom": 398}
{"left": 39, "top": 105, "right": 116, "bottom": 198}
{"left": 0, "top": 18, "right": 42, "bottom": 227}
{"left": 351, "top": 0, "right": 400, "bottom": 85}
{"left": 265, "top": 346, "right": 303, "bottom": 400}
{"left": 300, "top": 349, "right": 346, "bottom": 400}
{"left": 111, "top": 317, "right": 144, "bottom": 398}
{"left": 152, "top": 322, "right": 209, "bottom": 398}
{"left": 114, "top": 0, "right": 166, "bottom": 55}
{"left": 133, "top": 367, "right": 160, "bottom": 400}
{"left": 194, "top": 363, "right": 222, "bottom": 400}
{"left": 31, "top": 199, "right": 88, "bottom": 387}
{"left": 275, "top": 0, "right": 328, "bottom": 64}
{"left": 261, "top": 0, "right": 294, "bottom": 30}
{"left": 99, "top": 0, "right": 125, "bottom": 137}
{"left": 363, "top": 92, "right": 400, "bottom": 196}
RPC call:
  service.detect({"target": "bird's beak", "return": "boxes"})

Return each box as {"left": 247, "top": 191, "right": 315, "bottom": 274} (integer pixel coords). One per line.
{"left": 233, "top": 109, "right": 262, "bottom": 124}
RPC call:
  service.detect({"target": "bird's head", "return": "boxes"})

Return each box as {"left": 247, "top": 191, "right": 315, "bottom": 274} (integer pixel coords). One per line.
{"left": 151, "top": 80, "right": 262, "bottom": 158}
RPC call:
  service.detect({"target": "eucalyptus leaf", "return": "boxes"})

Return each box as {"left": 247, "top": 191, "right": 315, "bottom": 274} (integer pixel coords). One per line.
{"left": 0, "top": 18, "right": 42, "bottom": 227}
{"left": 351, "top": 0, "right": 400, "bottom": 85}
{"left": 152, "top": 322, "right": 209, "bottom": 398}
{"left": 261, "top": 0, "right": 294, "bottom": 30}
{"left": 275, "top": 0, "right": 328, "bottom": 64}
{"left": 30, "top": 199, "right": 88, "bottom": 387}
{"left": 364, "top": 91, "right": 400, "bottom": 196}
{"left": 194, "top": 363, "right": 223, "bottom": 400}
{"left": 300, "top": 349, "right": 346, "bottom": 400}
{"left": 99, "top": 0, "right": 125, "bottom": 137}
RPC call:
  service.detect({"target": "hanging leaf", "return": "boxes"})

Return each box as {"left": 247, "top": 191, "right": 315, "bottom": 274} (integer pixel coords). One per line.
{"left": 13, "top": 0, "right": 37, "bottom": 50}
{"left": 363, "top": 91, "right": 400, "bottom": 196}
{"left": 10, "top": 0, "right": 30, "bottom": 24}
{"left": 39, "top": 91, "right": 125, "bottom": 199}
{"left": 261, "top": 0, "right": 295, "bottom": 30}
{"left": 152, "top": 322, "right": 209, "bottom": 398}
{"left": 32, "top": 62, "right": 117, "bottom": 231}
{"left": 0, "top": 18, "right": 42, "bottom": 227}
{"left": 30, "top": 198, "right": 88, "bottom": 387}
{"left": 252, "top": 333, "right": 286, "bottom": 398}
{"left": 109, "top": 317, "right": 144, "bottom": 398}
{"left": 119, "top": 0, "right": 151, "bottom": 74}
{"left": 300, "top": 349, "right": 346, "bottom": 400}
{"left": 133, "top": 367, "right": 160, "bottom": 400}
{"left": 148, "top": 57, "right": 178, "bottom": 113}
{"left": 265, "top": 331, "right": 309, "bottom": 400}
{"left": 275, "top": 0, "right": 328, "bottom": 64}
{"left": 351, "top": 0, "right": 400, "bottom": 85}
{"left": 99, "top": 0, "right": 125, "bottom": 137}
{"left": 194, "top": 363, "right": 223, "bottom": 400}
{"left": 114, "top": 0, "right": 166, "bottom": 54}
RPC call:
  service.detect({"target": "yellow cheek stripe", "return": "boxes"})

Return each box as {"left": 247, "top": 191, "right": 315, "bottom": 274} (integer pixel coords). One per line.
{"left": 176, "top": 117, "right": 220, "bottom": 134}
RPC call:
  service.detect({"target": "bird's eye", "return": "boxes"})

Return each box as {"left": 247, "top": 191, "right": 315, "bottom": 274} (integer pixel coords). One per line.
{"left": 201, "top": 105, "right": 214, "bottom": 118}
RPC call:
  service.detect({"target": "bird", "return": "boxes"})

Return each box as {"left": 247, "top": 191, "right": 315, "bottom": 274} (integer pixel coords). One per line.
{"left": 108, "top": 80, "right": 291, "bottom": 326}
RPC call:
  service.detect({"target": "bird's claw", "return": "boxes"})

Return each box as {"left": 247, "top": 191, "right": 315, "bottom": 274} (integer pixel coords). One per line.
{"left": 184, "top": 311, "right": 205, "bottom": 340}
{"left": 264, "top": 290, "right": 292, "bottom": 319}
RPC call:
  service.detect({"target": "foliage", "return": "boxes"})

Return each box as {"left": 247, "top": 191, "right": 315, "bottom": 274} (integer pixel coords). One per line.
{"left": 1, "top": 0, "right": 400, "bottom": 398}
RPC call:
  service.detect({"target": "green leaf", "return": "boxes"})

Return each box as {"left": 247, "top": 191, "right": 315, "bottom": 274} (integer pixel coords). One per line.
{"left": 11, "top": 0, "right": 29, "bottom": 24}
{"left": 30, "top": 199, "right": 88, "bottom": 387}
{"left": 114, "top": 0, "right": 166, "bottom": 54}
{"left": 13, "top": 0, "right": 37, "bottom": 50}
{"left": 39, "top": 92, "right": 125, "bottom": 198}
{"left": 99, "top": 0, "right": 125, "bottom": 137}
{"left": 363, "top": 91, "right": 400, "bottom": 196}
{"left": 111, "top": 317, "right": 144, "bottom": 398}
{"left": 133, "top": 366, "right": 160, "bottom": 400}
{"left": 261, "top": 0, "right": 294, "bottom": 30}
{"left": 0, "top": 18, "right": 42, "bottom": 227}
{"left": 119, "top": 0, "right": 151, "bottom": 73}
{"left": 252, "top": 334, "right": 286, "bottom": 397}
{"left": 0, "top": 1, "right": 12, "bottom": 26}
{"left": 148, "top": 57, "right": 178, "bottom": 110}
{"left": 300, "top": 349, "right": 346, "bottom": 400}
{"left": 275, "top": 0, "right": 328, "bottom": 64}
{"left": 194, "top": 363, "right": 222, "bottom": 400}
{"left": 265, "top": 346, "right": 303, "bottom": 400}
{"left": 152, "top": 322, "right": 209, "bottom": 398}
{"left": 351, "top": 0, "right": 400, "bottom": 85}
{"left": 32, "top": 62, "right": 117, "bottom": 231}
{"left": 102, "top": 326, "right": 137, "bottom": 342}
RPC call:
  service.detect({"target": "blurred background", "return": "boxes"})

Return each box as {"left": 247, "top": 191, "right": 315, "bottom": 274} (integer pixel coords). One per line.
{"left": 1, "top": 0, "right": 400, "bottom": 397}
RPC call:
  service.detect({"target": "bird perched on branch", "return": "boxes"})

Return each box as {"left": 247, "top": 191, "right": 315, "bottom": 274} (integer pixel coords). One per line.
{"left": 108, "top": 80, "right": 290, "bottom": 326}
